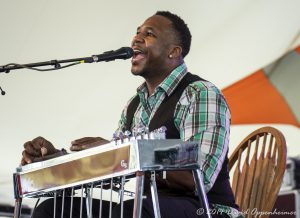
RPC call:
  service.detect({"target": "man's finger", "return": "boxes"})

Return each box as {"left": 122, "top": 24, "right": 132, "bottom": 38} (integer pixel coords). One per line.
{"left": 70, "top": 144, "right": 85, "bottom": 151}
{"left": 24, "top": 141, "right": 41, "bottom": 157}
{"left": 70, "top": 139, "right": 110, "bottom": 151}
{"left": 22, "top": 150, "right": 34, "bottom": 164}
{"left": 31, "top": 136, "right": 46, "bottom": 149}
{"left": 41, "top": 147, "right": 48, "bottom": 156}
{"left": 71, "top": 137, "right": 96, "bottom": 145}
{"left": 77, "top": 141, "right": 104, "bottom": 147}
{"left": 32, "top": 137, "right": 58, "bottom": 155}
{"left": 71, "top": 137, "right": 107, "bottom": 145}
{"left": 21, "top": 157, "right": 26, "bottom": 166}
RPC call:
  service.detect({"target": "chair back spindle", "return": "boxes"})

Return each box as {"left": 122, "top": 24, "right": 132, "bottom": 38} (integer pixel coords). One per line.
{"left": 229, "top": 127, "right": 287, "bottom": 218}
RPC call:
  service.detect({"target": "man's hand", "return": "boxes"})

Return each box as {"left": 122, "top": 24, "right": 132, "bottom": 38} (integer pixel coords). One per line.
{"left": 70, "top": 137, "right": 109, "bottom": 151}
{"left": 21, "top": 136, "right": 61, "bottom": 166}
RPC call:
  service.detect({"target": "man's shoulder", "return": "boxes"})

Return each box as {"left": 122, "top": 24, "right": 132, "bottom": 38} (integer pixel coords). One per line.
{"left": 177, "top": 74, "right": 227, "bottom": 105}
{"left": 123, "top": 94, "right": 139, "bottom": 110}
{"left": 184, "top": 77, "right": 223, "bottom": 96}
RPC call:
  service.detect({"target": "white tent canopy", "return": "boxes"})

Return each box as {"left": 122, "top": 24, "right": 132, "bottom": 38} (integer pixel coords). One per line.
{"left": 0, "top": 0, "right": 300, "bottom": 207}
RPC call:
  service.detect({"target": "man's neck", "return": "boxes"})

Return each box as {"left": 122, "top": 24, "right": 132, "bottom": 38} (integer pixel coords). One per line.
{"left": 143, "top": 61, "right": 183, "bottom": 96}
{"left": 144, "top": 67, "right": 175, "bottom": 95}
{"left": 145, "top": 74, "right": 168, "bottom": 96}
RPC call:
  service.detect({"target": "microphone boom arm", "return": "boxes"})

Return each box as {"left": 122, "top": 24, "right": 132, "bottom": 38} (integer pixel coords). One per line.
{"left": 0, "top": 47, "right": 133, "bottom": 73}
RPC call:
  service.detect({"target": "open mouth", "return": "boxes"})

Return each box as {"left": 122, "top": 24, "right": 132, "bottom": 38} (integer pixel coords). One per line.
{"left": 132, "top": 48, "right": 146, "bottom": 63}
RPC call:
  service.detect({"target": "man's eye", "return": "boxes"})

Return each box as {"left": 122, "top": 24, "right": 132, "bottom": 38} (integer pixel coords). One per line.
{"left": 146, "top": 31, "right": 154, "bottom": 36}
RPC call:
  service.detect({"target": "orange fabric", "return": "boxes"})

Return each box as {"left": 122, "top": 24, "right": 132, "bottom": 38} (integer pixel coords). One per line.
{"left": 296, "top": 46, "right": 300, "bottom": 54}
{"left": 222, "top": 71, "right": 300, "bottom": 127}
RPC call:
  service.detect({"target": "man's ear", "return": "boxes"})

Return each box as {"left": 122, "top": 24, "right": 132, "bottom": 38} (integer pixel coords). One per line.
{"left": 169, "top": 46, "right": 183, "bottom": 59}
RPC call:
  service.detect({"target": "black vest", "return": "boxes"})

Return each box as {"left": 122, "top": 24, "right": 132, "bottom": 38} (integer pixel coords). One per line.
{"left": 125, "top": 73, "right": 238, "bottom": 209}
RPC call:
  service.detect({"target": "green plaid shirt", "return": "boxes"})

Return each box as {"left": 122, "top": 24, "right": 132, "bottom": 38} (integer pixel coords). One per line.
{"left": 117, "top": 63, "right": 242, "bottom": 217}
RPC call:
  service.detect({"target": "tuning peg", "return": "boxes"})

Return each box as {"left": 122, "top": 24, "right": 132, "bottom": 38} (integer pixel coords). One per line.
{"left": 112, "top": 132, "right": 119, "bottom": 145}
{"left": 150, "top": 126, "right": 167, "bottom": 139}
{"left": 131, "top": 127, "right": 138, "bottom": 139}
{"left": 158, "top": 126, "right": 167, "bottom": 139}
{"left": 124, "top": 130, "right": 131, "bottom": 137}
{"left": 124, "top": 130, "right": 132, "bottom": 142}
{"left": 143, "top": 127, "right": 150, "bottom": 139}
{"left": 138, "top": 127, "right": 147, "bottom": 139}
{"left": 158, "top": 126, "right": 167, "bottom": 133}
{"left": 119, "top": 132, "right": 124, "bottom": 143}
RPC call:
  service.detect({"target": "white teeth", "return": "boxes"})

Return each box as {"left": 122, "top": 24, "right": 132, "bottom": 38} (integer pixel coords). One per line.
{"left": 133, "top": 49, "right": 142, "bottom": 54}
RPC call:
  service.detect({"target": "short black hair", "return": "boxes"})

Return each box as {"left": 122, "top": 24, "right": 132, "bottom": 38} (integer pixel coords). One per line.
{"left": 155, "top": 11, "right": 192, "bottom": 58}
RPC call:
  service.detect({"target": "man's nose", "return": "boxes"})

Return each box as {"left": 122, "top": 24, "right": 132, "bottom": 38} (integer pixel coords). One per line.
{"left": 131, "top": 34, "right": 144, "bottom": 46}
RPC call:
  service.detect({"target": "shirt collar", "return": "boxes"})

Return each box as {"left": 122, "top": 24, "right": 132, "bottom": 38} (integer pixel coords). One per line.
{"left": 136, "top": 63, "right": 188, "bottom": 97}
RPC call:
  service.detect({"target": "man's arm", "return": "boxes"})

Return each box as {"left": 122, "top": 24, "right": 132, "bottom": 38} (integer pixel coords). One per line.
{"left": 173, "top": 82, "right": 231, "bottom": 192}
{"left": 115, "top": 84, "right": 230, "bottom": 193}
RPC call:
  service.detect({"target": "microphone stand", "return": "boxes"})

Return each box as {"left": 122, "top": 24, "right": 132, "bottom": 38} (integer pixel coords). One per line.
{"left": 0, "top": 55, "right": 106, "bottom": 74}
{"left": 0, "top": 47, "right": 133, "bottom": 95}
{"left": 0, "top": 57, "right": 88, "bottom": 96}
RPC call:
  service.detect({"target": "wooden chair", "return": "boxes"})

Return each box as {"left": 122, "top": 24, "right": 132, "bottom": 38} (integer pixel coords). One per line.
{"left": 229, "top": 126, "right": 287, "bottom": 217}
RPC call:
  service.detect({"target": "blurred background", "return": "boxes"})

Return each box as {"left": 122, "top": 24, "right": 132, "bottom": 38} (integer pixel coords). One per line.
{"left": 0, "top": 0, "right": 299, "bottom": 216}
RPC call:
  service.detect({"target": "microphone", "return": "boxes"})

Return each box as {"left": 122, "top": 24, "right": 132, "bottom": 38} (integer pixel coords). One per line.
{"left": 0, "top": 86, "right": 5, "bottom": 95}
{"left": 87, "top": 47, "right": 134, "bottom": 63}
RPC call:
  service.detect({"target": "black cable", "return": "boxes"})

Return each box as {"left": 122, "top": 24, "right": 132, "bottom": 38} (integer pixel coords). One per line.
{"left": 30, "top": 198, "right": 40, "bottom": 218}
{"left": 3, "top": 62, "right": 81, "bottom": 72}
{"left": 0, "top": 86, "right": 5, "bottom": 95}
{"left": 0, "top": 62, "right": 81, "bottom": 96}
